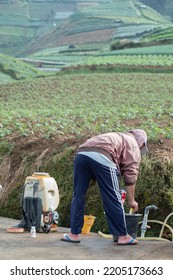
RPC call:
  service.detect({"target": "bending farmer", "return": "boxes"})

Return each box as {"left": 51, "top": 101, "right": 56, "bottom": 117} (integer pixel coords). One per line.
{"left": 61, "top": 129, "right": 148, "bottom": 245}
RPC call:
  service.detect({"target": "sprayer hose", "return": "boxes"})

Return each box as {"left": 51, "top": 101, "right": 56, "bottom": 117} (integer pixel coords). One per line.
{"left": 159, "top": 212, "right": 173, "bottom": 239}
{"left": 138, "top": 219, "right": 173, "bottom": 242}
{"left": 98, "top": 217, "right": 173, "bottom": 242}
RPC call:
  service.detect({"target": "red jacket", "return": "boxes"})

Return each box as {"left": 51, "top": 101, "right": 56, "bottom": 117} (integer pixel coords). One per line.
{"left": 79, "top": 132, "right": 141, "bottom": 186}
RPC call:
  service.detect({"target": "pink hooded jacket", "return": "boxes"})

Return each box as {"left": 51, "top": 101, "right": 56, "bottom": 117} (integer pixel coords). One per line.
{"left": 79, "top": 132, "right": 142, "bottom": 186}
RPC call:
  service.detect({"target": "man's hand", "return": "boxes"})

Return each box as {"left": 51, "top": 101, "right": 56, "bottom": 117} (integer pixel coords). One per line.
{"left": 128, "top": 200, "right": 138, "bottom": 213}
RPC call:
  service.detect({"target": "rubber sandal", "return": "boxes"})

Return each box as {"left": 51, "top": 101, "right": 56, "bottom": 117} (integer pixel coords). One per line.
{"left": 117, "top": 238, "right": 138, "bottom": 245}
{"left": 61, "top": 234, "right": 80, "bottom": 243}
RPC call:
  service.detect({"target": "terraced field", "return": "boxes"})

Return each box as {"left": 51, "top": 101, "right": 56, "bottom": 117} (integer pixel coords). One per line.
{"left": 1, "top": 0, "right": 172, "bottom": 56}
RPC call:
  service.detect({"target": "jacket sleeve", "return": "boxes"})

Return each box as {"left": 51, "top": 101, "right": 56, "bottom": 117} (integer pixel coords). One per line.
{"left": 120, "top": 142, "right": 141, "bottom": 186}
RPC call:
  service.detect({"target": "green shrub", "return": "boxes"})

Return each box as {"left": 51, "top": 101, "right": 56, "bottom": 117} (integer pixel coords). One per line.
{"left": 136, "top": 158, "right": 173, "bottom": 221}
{"left": 110, "top": 39, "right": 137, "bottom": 50}
{"left": 0, "top": 185, "right": 22, "bottom": 219}
{"left": 0, "top": 140, "right": 14, "bottom": 159}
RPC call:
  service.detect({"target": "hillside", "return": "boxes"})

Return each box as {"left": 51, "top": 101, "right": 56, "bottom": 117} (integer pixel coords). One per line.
{"left": 0, "top": 0, "right": 76, "bottom": 56}
{"left": 0, "top": 53, "right": 48, "bottom": 84}
{"left": 0, "top": 0, "right": 172, "bottom": 58}
{"left": 1, "top": 71, "right": 173, "bottom": 230}
{"left": 23, "top": 0, "right": 172, "bottom": 56}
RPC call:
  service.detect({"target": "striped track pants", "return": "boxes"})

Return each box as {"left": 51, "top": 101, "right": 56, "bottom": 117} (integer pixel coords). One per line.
{"left": 70, "top": 153, "right": 127, "bottom": 236}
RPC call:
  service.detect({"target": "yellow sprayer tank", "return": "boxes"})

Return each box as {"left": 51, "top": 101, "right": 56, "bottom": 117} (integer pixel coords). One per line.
{"left": 24, "top": 172, "right": 59, "bottom": 212}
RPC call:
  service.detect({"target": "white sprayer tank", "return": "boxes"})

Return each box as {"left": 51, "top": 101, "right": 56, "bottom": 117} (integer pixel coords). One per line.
{"left": 24, "top": 172, "right": 59, "bottom": 212}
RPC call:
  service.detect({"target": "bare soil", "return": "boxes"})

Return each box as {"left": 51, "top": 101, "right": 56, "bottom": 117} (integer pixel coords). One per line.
{"left": 6, "top": 132, "right": 173, "bottom": 163}
{"left": 4, "top": 133, "right": 173, "bottom": 172}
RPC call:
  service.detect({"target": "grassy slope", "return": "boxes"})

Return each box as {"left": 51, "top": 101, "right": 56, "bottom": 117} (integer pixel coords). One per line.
{"left": 0, "top": 72, "right": 14, "bottom": 85}
{"left": 0, "top": 53, "right": 48, "bottom": 83}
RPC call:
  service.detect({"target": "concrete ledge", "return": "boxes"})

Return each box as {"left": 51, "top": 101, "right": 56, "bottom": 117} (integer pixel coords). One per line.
{"left": 0, "top": 217, "right": 173, "bottom": 260}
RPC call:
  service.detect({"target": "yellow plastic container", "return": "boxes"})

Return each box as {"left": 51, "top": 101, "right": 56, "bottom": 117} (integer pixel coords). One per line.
{"left": 24, "top": 172, "right": 59, "bottom": 212}
{"left": 82, "top": 215, "right": 96, "bottom": 234}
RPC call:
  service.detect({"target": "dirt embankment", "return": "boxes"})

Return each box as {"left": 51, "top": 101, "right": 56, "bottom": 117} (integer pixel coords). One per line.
{"left": 0, "top": 134, "right": 84, "bottom": 198}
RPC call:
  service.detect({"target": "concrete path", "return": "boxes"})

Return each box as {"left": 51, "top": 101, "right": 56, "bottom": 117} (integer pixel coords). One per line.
{"left": 0, "top": 217, "right": 173, "bottom": 260}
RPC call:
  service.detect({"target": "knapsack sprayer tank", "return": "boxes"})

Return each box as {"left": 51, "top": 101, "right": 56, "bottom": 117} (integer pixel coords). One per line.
{"left": 24, "top": 172, "right": 59, "bottom": 212}
{"left": 17, "top": 172, "right": 60, "bottom": 233}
